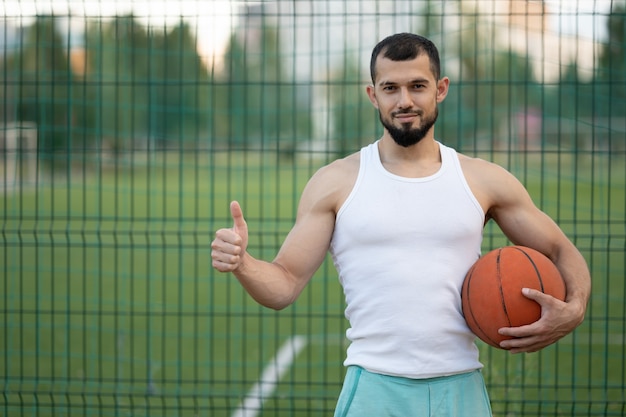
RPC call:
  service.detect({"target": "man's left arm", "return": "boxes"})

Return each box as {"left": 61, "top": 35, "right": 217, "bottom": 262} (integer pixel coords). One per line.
{"left": 485, "top": 167, "right": 591, "bottom": 353}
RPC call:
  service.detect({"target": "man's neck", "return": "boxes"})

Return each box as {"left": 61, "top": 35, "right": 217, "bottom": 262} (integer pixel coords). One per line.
{"left": 377, "top": 135, "right": 442, "bottom": 178}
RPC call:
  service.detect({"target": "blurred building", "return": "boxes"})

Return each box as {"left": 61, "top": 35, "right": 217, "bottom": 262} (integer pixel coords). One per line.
{"left": 470, "top": 0, "right": 600, "bottom": 81}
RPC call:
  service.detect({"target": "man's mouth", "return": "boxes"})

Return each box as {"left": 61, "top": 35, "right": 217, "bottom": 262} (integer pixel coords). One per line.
{"left": 394, "top": 112, "right": 420, "bottom": 122}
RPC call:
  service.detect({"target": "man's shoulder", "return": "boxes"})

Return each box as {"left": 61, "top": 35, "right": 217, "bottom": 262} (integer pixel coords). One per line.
{"left": 316, "top": 150, "right": 361, "bottom": 178}
{"left": 456, "top": 151, "right": 529, "bottom": 212}
{"left": 303, "top": 150, "right": 361, "bottom": 212}
{"left": 457, "top": 152, "right": 505, "bottom": 178}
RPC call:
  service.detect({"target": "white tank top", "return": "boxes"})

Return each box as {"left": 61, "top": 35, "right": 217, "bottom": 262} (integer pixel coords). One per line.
{"left": 330, "top": 141, "right": 485, "bottom": 379}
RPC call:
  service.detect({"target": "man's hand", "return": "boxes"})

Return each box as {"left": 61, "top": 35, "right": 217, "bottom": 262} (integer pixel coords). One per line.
{"left": 498, "top": 288, "right": 580, "bottom": 353}
{"left": 211, "top": 201, "right": 249, "bottom": 272}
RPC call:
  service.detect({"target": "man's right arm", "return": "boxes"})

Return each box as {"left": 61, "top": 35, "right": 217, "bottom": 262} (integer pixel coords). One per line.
{"left": 211, "top": 160, "right": 351, "bottom": 310}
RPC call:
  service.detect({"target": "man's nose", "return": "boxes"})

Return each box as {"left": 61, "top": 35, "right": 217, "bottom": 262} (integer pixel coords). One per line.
{"left": 397, "top": 87, "right": 414, "bottom": 109}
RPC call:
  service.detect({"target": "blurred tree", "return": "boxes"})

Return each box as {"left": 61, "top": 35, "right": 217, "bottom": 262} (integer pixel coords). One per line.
{"left": 85, "top": 15, "right": 151, "bottom": 152}
{"left": 219, "top": 17, "right": 312, "bottom": 151}
{"left": 417, "top": 0, "right": 443, "bottom": 40}
{"left": 215, "top": 32, "right": 244, "bottom": 145}
{"left": 445, "top": 2, "right": 542, "bottom": 150}
{"left": 542, "top": 4, "right": 625, "bottom": 152}
{"left": 157, "top": 21, "right": 211, "bottom": 145}
{"left": 328, "top": 55, "right": 377, "bottom": 156}
{"left": 597, "top": 3, "right": 626, "bottom": 117}
{"left": 596, "top": 3, "right": 626, "bottom": 150}
{"left": 1, "top": 15, "right": 74, "bottom": 154}
{"left": 84, "top": 15, "right": 211, "bottom": 153}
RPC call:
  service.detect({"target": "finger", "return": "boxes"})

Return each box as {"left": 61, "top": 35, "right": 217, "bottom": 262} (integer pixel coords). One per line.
{"left": 500, "top": 332, "right": 550, "bottom": 353}
{"left": 213, "top": 228, "right": 242, "bottom": 247}
{"left": 502, "top": 341, "right": 543, "bottom": 354}
{"left": 521, "top": 287, "right": 548, "bottom": 303}
{"left": 211, "top": 240, "right": 241, "bottom": 259}
{"left": 498, "top": 323, "right": 534, "bottom": 338}
{"left": 522, "top": 287, "right": 565, "bottom": 316}
{"left": 211, "top": 240, "right": 242, "bottom": 271}
{"left": 212, "top": 258, "right": 239, "bottom": 272}
{"left": 230, "top": 201, "right": 247, "bottom": 236}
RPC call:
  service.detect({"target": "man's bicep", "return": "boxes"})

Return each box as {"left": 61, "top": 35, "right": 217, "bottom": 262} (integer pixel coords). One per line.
{"left": 273, "top": 207, "right": 335, "bottom": 289}
{"left": 470, "top": 159, "right": 570, "bottom": 258}
{"left": 492, "top": 194, "right": 566, "bottom": 258}
{"left": 274, "top": 170, "right": 338, "bottom": 286}
{"left": 272, "top": 158, "right": 352, "bottom": 289}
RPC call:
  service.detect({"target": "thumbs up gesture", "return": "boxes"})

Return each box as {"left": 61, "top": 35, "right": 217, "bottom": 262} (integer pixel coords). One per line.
{"left": 211, "top": 201, "right": 249, "bottom": 272}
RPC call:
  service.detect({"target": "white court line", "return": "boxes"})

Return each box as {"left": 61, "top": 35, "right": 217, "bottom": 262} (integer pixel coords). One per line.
{"left": 231, "top": 335, "right": 308, "bottom": 417}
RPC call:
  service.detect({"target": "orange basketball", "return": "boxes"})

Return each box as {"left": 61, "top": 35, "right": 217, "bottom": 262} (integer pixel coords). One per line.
{"left": 461, "top": 246, "right": 566, "bottom": 349}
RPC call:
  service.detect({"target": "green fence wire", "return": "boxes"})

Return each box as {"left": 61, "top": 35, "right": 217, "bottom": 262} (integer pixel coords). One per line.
{"left": 1, "top": 1, "right": 625, "bottom": 416}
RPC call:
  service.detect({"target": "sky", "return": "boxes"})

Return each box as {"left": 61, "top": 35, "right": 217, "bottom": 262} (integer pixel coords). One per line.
{"left": 1, "top": 0, "right": 620, "bottom": 62}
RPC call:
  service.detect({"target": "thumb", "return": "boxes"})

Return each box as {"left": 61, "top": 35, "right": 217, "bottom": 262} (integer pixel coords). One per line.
{"left": 230, "top": 200, "right": 248, "bottom": 238}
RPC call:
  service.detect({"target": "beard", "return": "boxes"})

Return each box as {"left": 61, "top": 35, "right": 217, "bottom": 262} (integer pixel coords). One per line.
{"left": 379, "top": 107, "right": 439, "bottom": 148}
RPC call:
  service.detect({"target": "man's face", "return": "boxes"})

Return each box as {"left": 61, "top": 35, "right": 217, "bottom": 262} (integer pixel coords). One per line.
{"left": 367, "top": 54, "right": 448, "bottom": 147}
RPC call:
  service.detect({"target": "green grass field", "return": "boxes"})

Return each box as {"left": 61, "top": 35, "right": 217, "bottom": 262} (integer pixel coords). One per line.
{"left": 1, "top": 149, "right": 625, "bottom": 416}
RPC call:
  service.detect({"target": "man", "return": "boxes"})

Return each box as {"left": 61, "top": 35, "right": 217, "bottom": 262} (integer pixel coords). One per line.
{"left": 211, "top": 33, "right": 590, "bottom": 416}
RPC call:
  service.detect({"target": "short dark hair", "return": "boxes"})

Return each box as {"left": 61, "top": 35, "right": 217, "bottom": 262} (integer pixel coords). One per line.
{"left": 370, "top": 33, "right": 441, "bottom": 83}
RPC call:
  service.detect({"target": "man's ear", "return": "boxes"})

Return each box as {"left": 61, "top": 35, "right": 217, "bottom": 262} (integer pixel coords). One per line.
{"left": 436, "top": 77, "right": 450, "bottom": 103}
{"left": 366, "top": 84, "right": 379, "bottom": 108}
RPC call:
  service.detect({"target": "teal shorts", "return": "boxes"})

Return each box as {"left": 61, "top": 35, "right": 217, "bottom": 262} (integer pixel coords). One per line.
{"left": 334, "top": 367, "right": 493, "bottom": 417}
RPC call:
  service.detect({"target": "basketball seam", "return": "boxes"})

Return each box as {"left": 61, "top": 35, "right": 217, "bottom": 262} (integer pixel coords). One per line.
{"left": 497, "top": 248, "right": 512, "bottom": 328}
{"left": 514, "top": 246, "right": 545, "bottom": 292}
{"left": 465, "top": 262, "right": 501, "bottom": 348}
